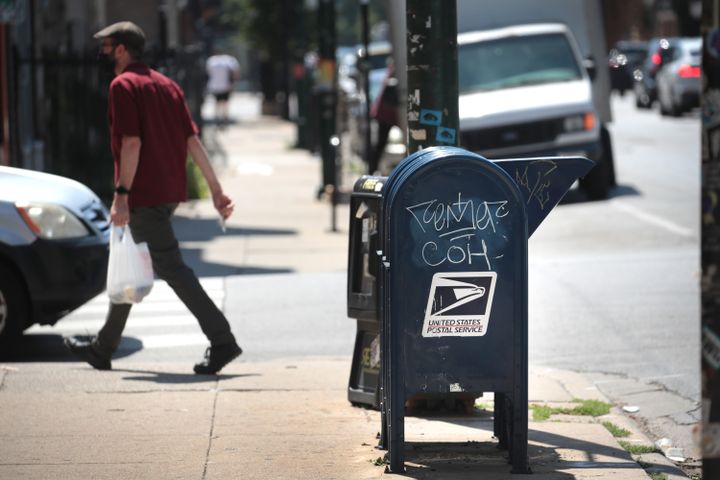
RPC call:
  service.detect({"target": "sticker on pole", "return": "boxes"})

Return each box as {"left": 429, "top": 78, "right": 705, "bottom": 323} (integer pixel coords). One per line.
{"left": 422, "top": 272, "right": 497, "bottom": 337}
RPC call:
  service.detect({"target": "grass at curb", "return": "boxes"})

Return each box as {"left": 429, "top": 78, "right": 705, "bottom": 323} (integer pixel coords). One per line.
{"left": 530, "top": 399, "right": 611, "bottom": 421}
{"left": 601, "top": 421, "right": 631, "bottom": 438}
{"left": 618, "top": 440, "right": 659, "bottom": 455}
{"left": 648, "top": 473, "right": 668, "bottom": 480}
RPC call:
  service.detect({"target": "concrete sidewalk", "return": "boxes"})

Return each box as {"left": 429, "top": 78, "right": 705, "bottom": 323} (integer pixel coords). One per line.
{"left": 0, "top": 94, "right": 688, "bottom": 479}
{"left": 0, "top": 360, "right": 671, "bottom": 479}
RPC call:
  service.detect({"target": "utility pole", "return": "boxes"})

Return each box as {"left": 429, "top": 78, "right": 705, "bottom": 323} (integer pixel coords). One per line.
{"left": 702, "top": 0, "right": 720, "bottom": 477}
{"left": 405, "top": 0, "right": 459, "bottom": 154}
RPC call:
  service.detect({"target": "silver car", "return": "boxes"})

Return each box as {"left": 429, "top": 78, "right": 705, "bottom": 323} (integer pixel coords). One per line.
{"left": 656, "top": 37, "right": 701, "bottom": 116}
{"left": 0, "top": 166, "right": 110, "bottom": 346}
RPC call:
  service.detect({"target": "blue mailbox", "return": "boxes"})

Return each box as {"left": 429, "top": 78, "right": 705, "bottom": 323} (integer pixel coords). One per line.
{"left": 378, "top": 147, "right": 593, "bottom": 474}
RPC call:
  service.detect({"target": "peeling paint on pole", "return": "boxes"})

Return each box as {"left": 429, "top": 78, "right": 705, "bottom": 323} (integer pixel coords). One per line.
{"left": 406, "top": 0, "right": 458, "bottom": 153}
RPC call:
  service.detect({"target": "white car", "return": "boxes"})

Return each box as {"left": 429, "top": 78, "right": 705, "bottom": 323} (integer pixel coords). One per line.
{"left": 0, "top": 166, "right": 110, "bottom": 346}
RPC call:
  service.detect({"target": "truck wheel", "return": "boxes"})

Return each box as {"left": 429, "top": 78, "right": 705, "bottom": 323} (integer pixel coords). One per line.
{"left": 580, "top": 159, "right": 608, "bottom": 200}
{"left": 0, "top": 264, "right": 28, "bottom": 347}
{"left": 599, "top": 126, "right": 616, "bottom": 187}
{"left": 580, "top": 126, "right": 613, "bottom": 200}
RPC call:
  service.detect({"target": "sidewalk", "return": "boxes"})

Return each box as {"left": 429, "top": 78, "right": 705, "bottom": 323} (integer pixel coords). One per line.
{"left": 0, "top": 94, "right": 688, "bottom": 479}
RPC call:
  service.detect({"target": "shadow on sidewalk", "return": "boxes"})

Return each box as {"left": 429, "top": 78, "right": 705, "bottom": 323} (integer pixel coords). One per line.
{"left": 394, "top": 416, "right": 636, "bottom": 478}
{"left": 0, "top": 334, "right": 143, "bottom": 362}
{"left": 113, "top": 368, "right": 260, "bottom": 384}
{"left": 172, "top": 216, "right": 296, "bottom": 242}
{"left": 170, "top": 216, "right": 297, "bottom": 277}
{"left": 179, "top": 247, "right": 294, "bottom": 277}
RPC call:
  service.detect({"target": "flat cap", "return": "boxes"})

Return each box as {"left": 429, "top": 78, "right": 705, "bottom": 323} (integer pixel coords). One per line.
{"left": 93, "top": 21, "right": 146, "bottom": 46}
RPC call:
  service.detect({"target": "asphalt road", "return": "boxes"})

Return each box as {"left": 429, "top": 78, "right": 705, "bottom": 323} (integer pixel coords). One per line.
{"left": 529, "top": 93, "right": 699, "bottom": 400}
{"left": 528, "top": 93, "right": 700, "bottom": 460}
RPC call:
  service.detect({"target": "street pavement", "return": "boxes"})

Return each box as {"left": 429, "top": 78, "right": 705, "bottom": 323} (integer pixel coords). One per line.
{"left": 0, "top": 93, "right": 693, "bottom": 479}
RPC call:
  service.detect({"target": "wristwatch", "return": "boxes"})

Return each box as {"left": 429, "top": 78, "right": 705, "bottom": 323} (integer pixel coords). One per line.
{"left": 115, "top": 185, "right": 131, "bottom": 195}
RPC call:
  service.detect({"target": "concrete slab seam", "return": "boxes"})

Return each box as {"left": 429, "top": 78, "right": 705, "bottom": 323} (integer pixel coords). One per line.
{"left": 202, "top": 384, "right": 221, "bottom": 480}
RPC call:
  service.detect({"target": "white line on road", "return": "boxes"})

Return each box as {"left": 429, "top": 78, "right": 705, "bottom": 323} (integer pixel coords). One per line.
{"left": 66, "top": 300, "right": 221, "bottom": 316}
{"left": 611, "top": 200, "right": 694, "bottom": 238}
{"left": 36, "top": 315, "right": 199, "bottom": 332}
{"left": 138, "top": 333, "right": 208, "bottom": 349}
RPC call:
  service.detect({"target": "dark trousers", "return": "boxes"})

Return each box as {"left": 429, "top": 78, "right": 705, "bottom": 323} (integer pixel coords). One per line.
{"left": 93, "top": 204, "right": 236, "bottom": 357}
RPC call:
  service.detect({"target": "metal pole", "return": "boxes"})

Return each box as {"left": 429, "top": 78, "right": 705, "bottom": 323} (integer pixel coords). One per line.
{"left": 360, "top": 0, "right": 372, "bottom": 173}
{"left": 405, "top": 0, "right": 458, "bottom": 154}
{"left": 317, "top": 0, "right": 338, "bottom": 231}
{"left": 702, "top": 0, "right": 720, "bottom": 476}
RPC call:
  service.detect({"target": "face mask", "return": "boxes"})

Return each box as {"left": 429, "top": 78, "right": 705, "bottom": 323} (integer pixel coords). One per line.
{"left": 98, "top": 48, "right": 116, "bottom": 74}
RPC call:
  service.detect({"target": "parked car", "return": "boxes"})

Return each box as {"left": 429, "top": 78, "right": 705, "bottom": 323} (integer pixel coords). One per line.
{"left": 633, "top": 37, "right": 675, "bottom": 109}
{"left": 0, "top": 166, "right": 110, "bottom": 346}
{"left": 656, "top": 37, "right": 701, "bottom": 116}
{"left": 608, "top": 40, "right": 647, "bottom": 95}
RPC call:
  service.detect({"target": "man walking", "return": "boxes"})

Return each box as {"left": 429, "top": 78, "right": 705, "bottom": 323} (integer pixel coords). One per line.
{"left": 65, "top": 21, "right": 242, "bottom": 374}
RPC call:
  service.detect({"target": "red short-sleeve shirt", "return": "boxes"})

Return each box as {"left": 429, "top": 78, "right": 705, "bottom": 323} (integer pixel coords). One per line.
{"left": 109, "top": 63, "right": 199, "bottom": 208}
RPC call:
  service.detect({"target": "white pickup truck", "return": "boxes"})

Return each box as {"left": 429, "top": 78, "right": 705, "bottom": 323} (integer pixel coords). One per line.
{"left": 386, "top": 0, "right": 615, "bottom": 199}
{"left": 457, "top": 23, "right": 608, "bottom": 198}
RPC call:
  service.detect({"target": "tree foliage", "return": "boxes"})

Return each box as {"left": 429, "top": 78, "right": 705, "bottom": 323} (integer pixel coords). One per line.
{"left": 221, "top": 0, "right": 388, "bottom": 57}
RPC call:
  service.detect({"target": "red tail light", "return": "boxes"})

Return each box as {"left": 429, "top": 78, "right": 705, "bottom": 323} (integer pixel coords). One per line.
{"left": 678, "top": 64, "right": 700, "bottom": 78}
{"left": 652, "top": 52, "right": 662, "bottom": 65}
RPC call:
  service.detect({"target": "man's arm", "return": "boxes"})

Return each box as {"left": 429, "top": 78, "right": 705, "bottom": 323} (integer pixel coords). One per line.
{"left": 187, "top": 134, "right": 235, "bottom": 219}
{"left": 111, "top": 135, "right": 142, "bottom": 226}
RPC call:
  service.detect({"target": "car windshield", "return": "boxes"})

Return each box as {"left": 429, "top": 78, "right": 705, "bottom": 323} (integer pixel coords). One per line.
{"left": 458, "top": 32, "right": 582, "bottom": 94}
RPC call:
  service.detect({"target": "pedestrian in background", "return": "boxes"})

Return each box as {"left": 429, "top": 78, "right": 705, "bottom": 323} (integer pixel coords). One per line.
{"left": 206, "top": 51, "right": 240, "bottom": 124}
{"left": 369, "top": 60, "right": 399, "bottom": 175}
{"left": 64, "top": 21, "right": 242, "bottom": 375}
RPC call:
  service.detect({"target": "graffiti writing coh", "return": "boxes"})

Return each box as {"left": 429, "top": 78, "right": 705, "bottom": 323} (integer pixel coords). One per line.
{"left": 406, "top": 192, "right": 510, "bottom": 270}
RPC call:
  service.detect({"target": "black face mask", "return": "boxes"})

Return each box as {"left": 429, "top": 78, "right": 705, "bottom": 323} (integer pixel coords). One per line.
{"left": 98, "top": 49, "right": 116, "bottom": 75}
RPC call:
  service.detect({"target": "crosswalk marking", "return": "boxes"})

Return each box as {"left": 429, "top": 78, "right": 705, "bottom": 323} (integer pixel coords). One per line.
{"left": 27, "top": 278, "right": 225, "bottom": 350}
{"left": 139, "top": 333, "right": 209, "bottom": 349}
{"left": 46, "top": 315, "right": 199, "bottom": 332}
{"left": 67, "top": 300, "right": 222, "bottom": 316}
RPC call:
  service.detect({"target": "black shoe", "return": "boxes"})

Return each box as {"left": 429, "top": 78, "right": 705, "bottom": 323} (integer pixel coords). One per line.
{"left": 64, "top": 337, "right": 112, "bottom": 371}
{"left": 194, "top": 343, "right": 242, "bottom": 374}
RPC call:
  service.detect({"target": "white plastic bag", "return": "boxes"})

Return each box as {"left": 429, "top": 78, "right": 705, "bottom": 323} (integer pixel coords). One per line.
{"left": 106, "top": 226, "right": 154, "bottom": 304}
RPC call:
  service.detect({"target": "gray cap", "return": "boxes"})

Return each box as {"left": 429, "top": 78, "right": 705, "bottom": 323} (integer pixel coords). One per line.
{"left": 93, "top": 21, "right": 146, "bottom": 49}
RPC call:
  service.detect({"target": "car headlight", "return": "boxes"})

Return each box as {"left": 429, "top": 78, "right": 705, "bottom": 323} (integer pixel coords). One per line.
{"left": 15, "top": 202, "right": 90, "bottom": 239}
{"left": 563, "top": 113, "right": 596, "bottom": 133}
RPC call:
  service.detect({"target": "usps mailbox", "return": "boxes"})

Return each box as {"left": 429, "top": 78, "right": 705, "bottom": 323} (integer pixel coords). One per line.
{"left": 378, "top": 146, "right": 593, "bottom": 474}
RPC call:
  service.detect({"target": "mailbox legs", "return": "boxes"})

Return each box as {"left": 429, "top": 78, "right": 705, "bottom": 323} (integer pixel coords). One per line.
{"left": 494, "top": 392, "right": 508, "bottom": 449}
{"left": 385, "top": 272, "right": 406, "bottom": 473}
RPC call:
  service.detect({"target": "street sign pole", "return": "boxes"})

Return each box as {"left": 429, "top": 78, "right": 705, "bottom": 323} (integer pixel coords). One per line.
{"left": 360, "top": 0, "right": 372, "bottom": 174}
{"left": 317, "top": 0, "right": 338, "bottom": 231}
